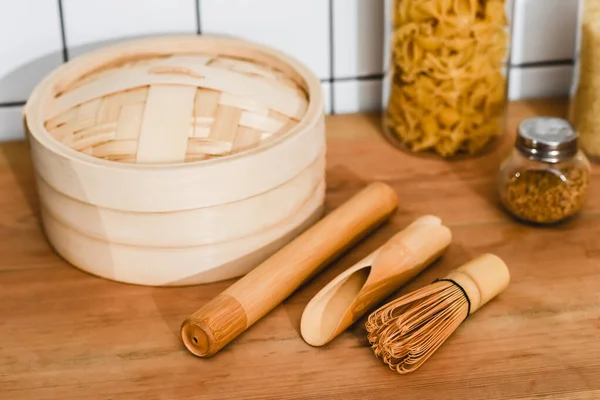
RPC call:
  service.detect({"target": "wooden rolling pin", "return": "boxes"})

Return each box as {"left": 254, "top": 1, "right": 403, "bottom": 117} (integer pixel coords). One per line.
{"left": 181, "top": 182, "right": 399, "bottom": 357}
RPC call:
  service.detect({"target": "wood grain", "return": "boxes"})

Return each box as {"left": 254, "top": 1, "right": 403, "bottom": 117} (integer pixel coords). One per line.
{"left": 181, "top": 182, "right": 398, "bottom": 357}
{"left": 2, "top": 98, "right": 600, "bottom": 399}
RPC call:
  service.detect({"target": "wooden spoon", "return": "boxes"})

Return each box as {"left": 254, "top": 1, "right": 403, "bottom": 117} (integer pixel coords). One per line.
{"left": 300, "top": 215, "right": 452, "bottom": 347}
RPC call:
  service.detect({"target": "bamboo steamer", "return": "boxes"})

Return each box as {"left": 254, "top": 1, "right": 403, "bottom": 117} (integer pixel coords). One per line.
{"left": 23, "top": 35, "right": 326, "bottom": 286}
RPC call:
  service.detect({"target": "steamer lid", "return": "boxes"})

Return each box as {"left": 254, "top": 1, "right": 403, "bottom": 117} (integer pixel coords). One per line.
{"left": 42, "top": 47, "right": 309, "bottom": 165}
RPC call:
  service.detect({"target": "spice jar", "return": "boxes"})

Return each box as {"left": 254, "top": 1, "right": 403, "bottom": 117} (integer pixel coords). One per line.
{"left": 382, "top": 0, "right": 513, "bottom": 158}
{"left": 569, "top": 0, "right": 600, "bottom": 162}
{"left": 498, "top": 118, "right": 591, "bottom": 224}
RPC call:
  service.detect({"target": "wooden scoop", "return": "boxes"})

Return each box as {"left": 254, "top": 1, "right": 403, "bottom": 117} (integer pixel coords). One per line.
{"left": 300, "top": 215, "right": 452, "bottom": 347}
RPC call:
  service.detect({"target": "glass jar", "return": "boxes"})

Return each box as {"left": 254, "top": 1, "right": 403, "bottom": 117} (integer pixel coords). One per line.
{"left": 382, "top": 0, "right": 513, "bottom": 158}
{"left": 569, "top": 0, "right": 600, "bottom": 162}
{"left": 498, "top": 118, "right": 591, "bottom": 225}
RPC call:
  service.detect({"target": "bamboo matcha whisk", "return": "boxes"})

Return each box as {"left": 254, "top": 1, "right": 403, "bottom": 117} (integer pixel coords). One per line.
{"left": 365, "top": 253, "right": 510, "bottom": 374}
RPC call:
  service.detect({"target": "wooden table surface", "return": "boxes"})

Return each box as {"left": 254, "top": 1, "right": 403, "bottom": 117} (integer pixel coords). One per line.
{"left": 2, "top": 99, "right": 600, "bottom": 400}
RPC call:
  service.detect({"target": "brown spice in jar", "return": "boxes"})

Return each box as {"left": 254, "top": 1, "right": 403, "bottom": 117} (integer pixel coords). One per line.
{"left": 501, "top": 166, "right": 590, "bottom": 224}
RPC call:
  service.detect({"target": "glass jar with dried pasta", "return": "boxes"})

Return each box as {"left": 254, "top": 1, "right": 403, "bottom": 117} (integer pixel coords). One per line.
{"left": 382, "top": 0, "right": 513, "bottom": 158}
{"left": 569, "top": 0, "right": 600, "bottom": 162}
{"left": 498, "top": 118, "right": 591, "bottom": 225}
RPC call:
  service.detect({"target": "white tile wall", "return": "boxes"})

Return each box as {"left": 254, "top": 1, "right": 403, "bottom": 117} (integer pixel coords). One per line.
{"left": 321, "top": 82, "right": 332, "bottom": 115}
{"left": 0, "top": 107, "right": 25, "bottom": 142}
{"left": 334, "top": 80, "right": 383, "bottom": 114}
{"left": 509, "top": 65, "right": 575, "bottom": 100}
{"left": 62, "top": 0, "right": 197, "bottom": 58}
{"left": 0, "top": 0, "right": 63, "bottom": 103}
{"left": 332, "top": 0, "right": 385, "bottom": 79}
{"left": 201, "top": 0, "right": 330, "bottom": 80}
{"left": 0, "top": 0, "right": 585, "bottom": 141}
{"left": 511, "top": 0, "right": 579, "bottom": 65}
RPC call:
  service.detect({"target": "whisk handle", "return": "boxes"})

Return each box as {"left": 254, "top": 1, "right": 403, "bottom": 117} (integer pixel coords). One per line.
{"left": 444, "top": 253, "right": 510, "bottom": 314}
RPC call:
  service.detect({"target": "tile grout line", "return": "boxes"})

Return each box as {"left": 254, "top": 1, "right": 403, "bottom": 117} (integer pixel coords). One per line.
{"left": 328, "top": 0, "right": 335, "bottom": 115}
{"left": 0, "top": 101, "right": 27, "bottom": 108}
{"left": 314, "top": 58, "right": 575, "bottom": 86}
{"left": 334, "top": 74, "right": 385, "bottom": 82}
{"left": 511, "top": 59, "right": 574, "bottom": 68}
{"left": 196, "top": 0, "right": 202, "bottom": 35}
{"left": 57, "top": 0, "right": 69, "bottom": 62}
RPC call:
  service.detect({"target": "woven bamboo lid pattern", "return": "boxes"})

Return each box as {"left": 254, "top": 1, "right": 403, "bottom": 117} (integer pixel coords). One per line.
{"left": 43, "top": 53, "right": 310, "bottom": 164}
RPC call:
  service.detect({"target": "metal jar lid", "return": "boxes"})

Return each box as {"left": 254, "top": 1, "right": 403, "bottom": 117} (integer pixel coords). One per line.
{"left": 515, "top": 117, "right": 579, "bottom": 163}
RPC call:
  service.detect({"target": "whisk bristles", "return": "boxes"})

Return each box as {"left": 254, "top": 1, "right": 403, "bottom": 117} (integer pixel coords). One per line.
{"left": 365, "top": 280, "right": 469, "bottom": 374}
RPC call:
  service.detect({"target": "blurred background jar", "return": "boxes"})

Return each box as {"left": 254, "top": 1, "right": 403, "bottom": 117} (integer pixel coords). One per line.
{"left": 569, "top": 0, "right": 600, "bottom": 163}
{"left": 498, "top": 118, "right": 591, "bottom": 225}
{"left": 382, "top": 0, "right": 514, "bottom": 158}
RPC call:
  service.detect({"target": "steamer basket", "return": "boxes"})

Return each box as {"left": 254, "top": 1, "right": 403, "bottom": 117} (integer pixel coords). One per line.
{"left": 24, "top": 35, "right": 326, "bottom": 286}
